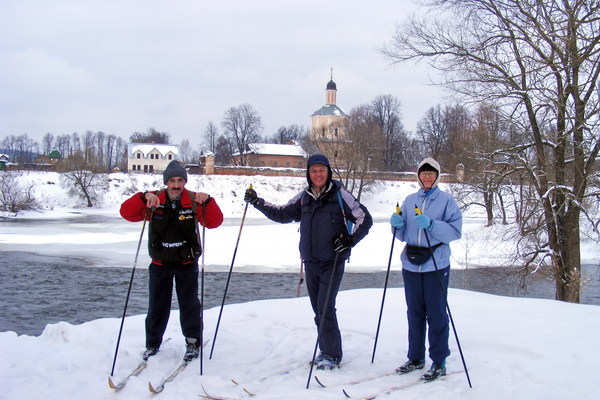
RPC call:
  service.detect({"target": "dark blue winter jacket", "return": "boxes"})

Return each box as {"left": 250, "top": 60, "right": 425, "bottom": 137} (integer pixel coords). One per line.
{"left": 254, "top": 180, "right": 372, "bottom": 263}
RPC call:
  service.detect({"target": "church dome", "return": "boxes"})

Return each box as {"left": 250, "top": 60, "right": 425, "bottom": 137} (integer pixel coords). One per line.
{"left": 326, "top": 79, "right": 337, "bottom": 90}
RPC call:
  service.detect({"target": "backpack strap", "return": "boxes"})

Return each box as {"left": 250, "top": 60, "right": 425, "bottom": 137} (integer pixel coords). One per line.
{"left": 186, "top": 189, "right": 198, "bottom": 215}
{"left": 336, "top": 190, "right": 354, "bottom": 235}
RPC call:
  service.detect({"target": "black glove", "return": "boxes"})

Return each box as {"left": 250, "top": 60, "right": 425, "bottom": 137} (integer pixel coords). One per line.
{"left": 333, "top": 234, "right": 353, "bottom": 253}
{"left": 244, "top": 188, "right": 260, "bottom": 205}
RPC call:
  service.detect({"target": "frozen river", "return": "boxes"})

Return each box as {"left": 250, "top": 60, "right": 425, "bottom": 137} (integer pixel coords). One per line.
{"left": 1, "top": 215, "right": 598, "bottom": 336}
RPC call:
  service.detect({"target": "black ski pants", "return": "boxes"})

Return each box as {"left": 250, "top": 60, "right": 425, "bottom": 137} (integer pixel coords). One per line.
{"left": 145, "top": 261, "right": 201, "bottom": 349}
{"left": 304, "top": 258, "right": 345, "bottom": 361}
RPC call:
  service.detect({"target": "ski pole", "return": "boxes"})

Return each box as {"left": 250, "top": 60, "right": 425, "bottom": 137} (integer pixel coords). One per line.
{"left": 209, "top": 184, "right": 252, "bottom": 359}
{"left": 371, "top": 203, "right": 401, "bottom": 363}
{"left": 415, "top": 205, "right": 472, "bottom": 388}
{"left": 196, "top": 202, "right": 207, "bottom": 375}
{"left": 306, "top": 251, "right": 340, "bottom": 389}
{"left": 110, "top": 206, "right": 151, "bottom": 376}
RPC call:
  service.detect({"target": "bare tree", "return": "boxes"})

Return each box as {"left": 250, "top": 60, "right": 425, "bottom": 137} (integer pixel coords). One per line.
{"left": 42, "top": 133, "right": 54, "bottom": 155}
{"left": 214, "top": 135, "right": 233, "bottom": 166}
{"left": 179, "top": 139, "right": 194, "bottom": 163}
{"left": 221, "top": 103, "right": 263, "bottom": 166}
{"left": 95, "top": 131, "right": 106, "bottom": 168}
{"left": 370, "top": 94, "right": 408, "bottom": 171}
{"left": 1, "top": 135, "right": 16, "bottom": 158}
{"left": 268, "top": 124, "right": 309, "bottom": 144}
{"left": 442, "top": 104, "right": 472, "bottom": 171}
{"left": 202, "top": 121, "right": 219, "bottom": 153}
{"left": 0, "top": 172, "right": 37, "bottom": 213}
{"left": 130, "top": 128, "right": 171, "bottom": 144}
{"left": 83, "top": 131, "right": 94, "bottom": 163}
{"left": 383, "top": 0, "right": 600, "bottom": 302}
{"left": 105, "top": 134, "right": 117, "bottom": 170}
{"left": 57, "top": 152, "right": 107, "bottom": 207}
{"left": 453, "top": 103, "right": 518, "bottom": 226}
{"left": 55, "top": 134, "right": 72, "bottom": 160}
{"left": 114, "top": 137, "right": 128, "bottom": 171}
{"left": 416, "top": 105, "right": 449, "bottom": 161}
{"left": 11, "top": 134, "right": 37, "bottom": 163}
{"left": 71, "top": 132, "right": 81, "bottom": 157}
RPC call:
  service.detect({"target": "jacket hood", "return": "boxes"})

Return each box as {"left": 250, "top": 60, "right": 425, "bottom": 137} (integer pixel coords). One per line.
{"left": 417, "top": 157, "right": 441, "bottom": 190}
{"left": 306, "top": 154, "right": 333, "bottom": 187}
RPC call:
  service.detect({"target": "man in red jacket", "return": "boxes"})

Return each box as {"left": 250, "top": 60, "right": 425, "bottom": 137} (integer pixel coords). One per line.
{"left": 120, "top": 160, "right": 223, "bottom": 362}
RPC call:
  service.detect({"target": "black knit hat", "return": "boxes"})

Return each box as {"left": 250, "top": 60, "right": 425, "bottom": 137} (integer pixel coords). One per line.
{"left": 306, "top": 154, "right": 332, "bottom": 187}
{"left": 163, "top": 160, "right": 188, "bottom": 184}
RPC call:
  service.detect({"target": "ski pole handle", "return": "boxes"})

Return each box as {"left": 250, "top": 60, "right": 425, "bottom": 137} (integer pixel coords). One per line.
{"left": 396, "top": 202, "right": 401, "bottom": 215}
{"left": 414, "top": 205, "right": 422, "bottom": 215}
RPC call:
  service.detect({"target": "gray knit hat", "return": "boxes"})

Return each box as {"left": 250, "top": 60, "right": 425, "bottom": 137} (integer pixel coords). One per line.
{"left": 163, "top": 160, "right": 188, "bottom": 184}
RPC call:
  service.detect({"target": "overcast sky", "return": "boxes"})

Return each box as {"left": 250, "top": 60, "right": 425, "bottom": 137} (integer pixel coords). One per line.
{"left": 0, "top": 0, "right": 446, "bottom": 149}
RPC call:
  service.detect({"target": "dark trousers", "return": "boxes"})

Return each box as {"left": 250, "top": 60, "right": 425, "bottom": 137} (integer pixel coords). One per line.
{"left": 402, "top": 266, "right": 450, "bottom": 365}
{"left": 304, "top": 258, "right": 345, "bottom": 360}
{"left": 146, "top": 261, "right": 201, "bottom": 348}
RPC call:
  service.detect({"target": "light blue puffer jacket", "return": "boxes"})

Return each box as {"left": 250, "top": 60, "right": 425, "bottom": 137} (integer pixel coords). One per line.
{"left": 393, "top": 158, "right": 462, "bottom": 272}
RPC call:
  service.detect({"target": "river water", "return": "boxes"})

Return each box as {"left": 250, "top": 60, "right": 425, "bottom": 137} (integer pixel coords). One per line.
{"left": 1, "top": 251, "right": 598, "bottom": 336}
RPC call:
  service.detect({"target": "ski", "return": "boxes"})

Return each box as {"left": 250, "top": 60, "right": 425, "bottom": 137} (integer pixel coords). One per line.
{"left": 231, "top": 379, "right": 256, "bottom": 396}
{"left": 147, "top": 339, "right": 210, "bottom": 393}
{"left": 148, "top": 360, "right": 191, "bottom": 393}
{"left": 200, "top": 385, "right": 240, "bottom": 400}
{"left": 108, "top": 338, "right": 172, "bottom": 390}
{"left": 341, "top": 370, "right": 461, "bottom": 399}
{"left": 314, "top": 369, "right": 397, "bottom": 388}
{"left": 108, "top": 360, "right": 147, "bottom": 390}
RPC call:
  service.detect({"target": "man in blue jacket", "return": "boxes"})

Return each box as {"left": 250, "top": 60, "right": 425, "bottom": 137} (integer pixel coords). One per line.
{"left": 245, "top": 154, "right": 373, "bottom": 369}
{"left": 390, "top": 157, "right": 462, "bottom": 381}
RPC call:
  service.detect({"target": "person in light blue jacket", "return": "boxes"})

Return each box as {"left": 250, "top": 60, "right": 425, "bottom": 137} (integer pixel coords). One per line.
{"left": 390, "top": 157, "right": 462, "bottom": 382}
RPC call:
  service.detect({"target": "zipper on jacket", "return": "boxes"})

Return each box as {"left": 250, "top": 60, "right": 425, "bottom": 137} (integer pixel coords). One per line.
{"left": 417, "top": 197, "right": 428, "bottom": 272}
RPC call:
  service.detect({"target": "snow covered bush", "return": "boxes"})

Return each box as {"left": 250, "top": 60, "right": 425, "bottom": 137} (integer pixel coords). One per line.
{"left": 0, "top": 171, "right": 38, "bottom": 213}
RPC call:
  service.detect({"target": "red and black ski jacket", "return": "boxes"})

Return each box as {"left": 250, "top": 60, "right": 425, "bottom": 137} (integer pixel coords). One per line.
{"left": 120, "top": 189, "right": 223, "bottom": 264}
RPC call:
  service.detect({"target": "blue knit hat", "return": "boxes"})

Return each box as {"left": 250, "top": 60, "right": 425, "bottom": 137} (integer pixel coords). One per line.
{"left": 163, "top": 160, "right": 188, "bottom": 184}
{"left": 306, "top": 154, "right": 332, "bottom": 187}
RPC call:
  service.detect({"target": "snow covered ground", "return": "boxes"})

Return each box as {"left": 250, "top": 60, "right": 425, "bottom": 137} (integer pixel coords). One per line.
{"left": 1, "top": 171, "right": 599, "bottom": 399}
{"left": 2, "top": 289, "right": 599, "bottom": 400}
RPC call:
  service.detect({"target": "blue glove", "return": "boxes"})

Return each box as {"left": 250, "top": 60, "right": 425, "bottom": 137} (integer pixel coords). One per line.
{"left": 414, "top": 214, "right": 433, "bottom": 230}
{"left": 390, "top": 213, "right": 404, "bottom": 229}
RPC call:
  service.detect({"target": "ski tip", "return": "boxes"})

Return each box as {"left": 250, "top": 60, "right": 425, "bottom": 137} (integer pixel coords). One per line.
{"left": 314, "top": 375, "right": 326, "bottom": 388}
{"left": 243, "top": 387, "right": 256, "bottom": 397}
{"left": 342, "top": 388, "right": 351, "bottom": 398}
{"left": 148, "top": 381, "right": 161, "bottom": 394}
{"left": 108, "top": 376, "right": 118, "bottom": 390}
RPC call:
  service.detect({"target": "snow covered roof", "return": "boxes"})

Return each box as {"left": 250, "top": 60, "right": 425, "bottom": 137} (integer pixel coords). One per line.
{"left": 128, "top": 143, "right": 179, "bottom": 157}
{"left": 246, "top": 143, "right": 307, "bottom": 157}
{"left": 311, "top": 104, "right": 347, "bottom": 117}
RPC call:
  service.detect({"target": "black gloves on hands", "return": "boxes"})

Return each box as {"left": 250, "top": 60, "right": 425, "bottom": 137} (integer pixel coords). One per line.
{"left": 333, "top": 234, "right": 353, "bottom": 253}
{"left": 244, "top": 188, "right": 260, "bottom": 205}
